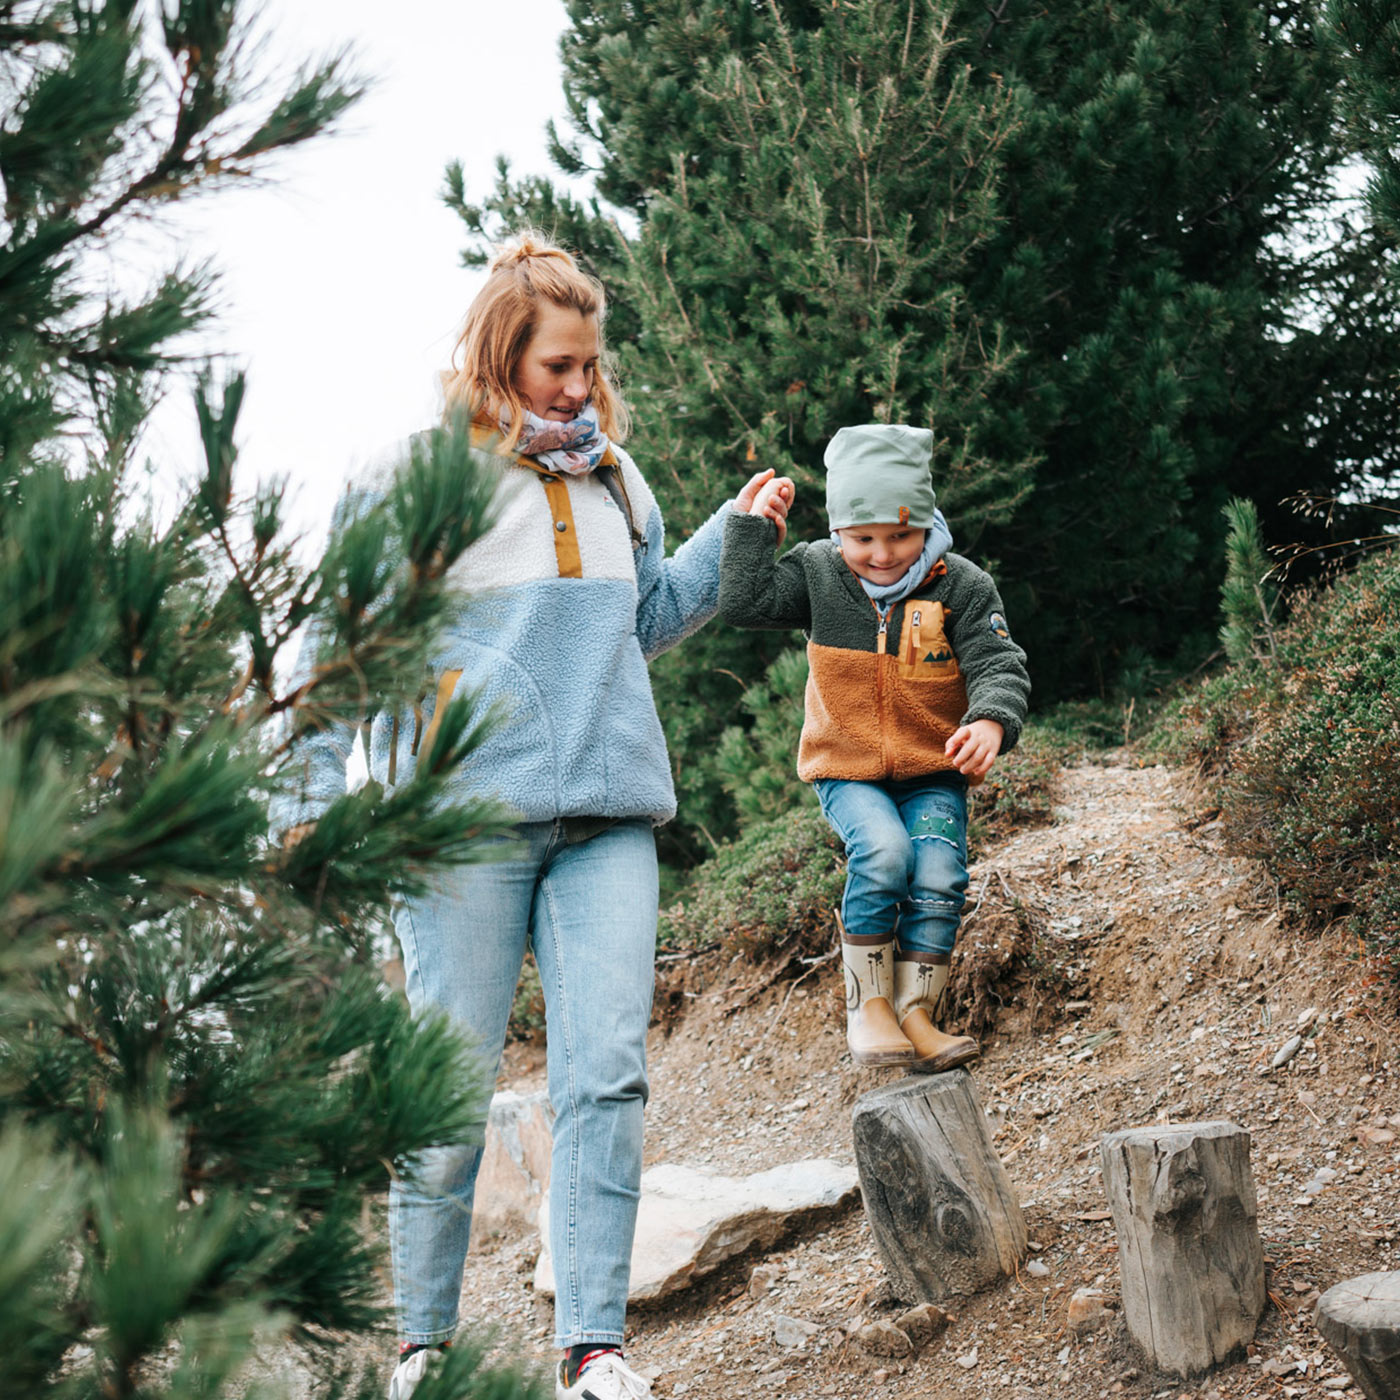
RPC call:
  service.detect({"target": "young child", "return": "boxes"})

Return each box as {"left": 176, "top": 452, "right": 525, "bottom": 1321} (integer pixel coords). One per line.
{"left": 720, "top": 424, "right": 1030, "bottom": 1071}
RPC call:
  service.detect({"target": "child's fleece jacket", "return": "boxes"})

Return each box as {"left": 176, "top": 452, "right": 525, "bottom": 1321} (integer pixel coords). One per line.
{"left": 276, "top": 430, "right": 729, "bottom": 832}
{"left": 720, "top": 512, "right": 1030, "bottom": 783}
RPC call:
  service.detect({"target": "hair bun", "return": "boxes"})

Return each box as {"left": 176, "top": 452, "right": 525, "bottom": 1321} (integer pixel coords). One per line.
{"left": 489, "top": 229, "right": 569, "bottom": 275}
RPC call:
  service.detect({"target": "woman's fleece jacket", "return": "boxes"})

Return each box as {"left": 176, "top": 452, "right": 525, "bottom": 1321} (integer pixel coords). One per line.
{"left": 720, "top": 512, "right": 1030, "bottom": 784}
{"left": 277, "top": 433, "right": 729, "bottom": 831}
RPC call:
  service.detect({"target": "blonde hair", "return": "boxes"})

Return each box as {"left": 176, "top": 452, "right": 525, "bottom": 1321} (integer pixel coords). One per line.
{"left": 443, "top": 230, "right": 630, "bottom": 448}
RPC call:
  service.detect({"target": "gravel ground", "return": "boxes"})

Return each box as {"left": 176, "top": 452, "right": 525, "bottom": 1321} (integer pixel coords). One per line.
{"left": 268, "top": 755, "right": 1399, "bottom": 1399}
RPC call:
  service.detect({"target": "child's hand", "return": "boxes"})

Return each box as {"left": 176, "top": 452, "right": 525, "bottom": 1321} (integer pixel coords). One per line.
{"left": 734, "top": 468, "right": 797, "bottom": 546}
{"left": 945, "top": 718, "right": 1004, "bottom": 779}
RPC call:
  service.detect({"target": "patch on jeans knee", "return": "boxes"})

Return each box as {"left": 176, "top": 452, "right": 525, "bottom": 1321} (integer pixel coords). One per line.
{"left": 909, "top": 811, "right": 961, "bottom": 846}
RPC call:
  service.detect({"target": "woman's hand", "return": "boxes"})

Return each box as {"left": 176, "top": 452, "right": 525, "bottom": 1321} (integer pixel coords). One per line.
{"left": 945, "top": 719, "right": 1004, "bottom": 779}
{"left": 735, "top": 468, "right": 797, "bottom": 546}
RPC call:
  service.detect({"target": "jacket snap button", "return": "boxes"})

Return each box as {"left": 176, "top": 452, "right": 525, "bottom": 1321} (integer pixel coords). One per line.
{"left": 555, "top": 520, "right": 568, "bottom": 532}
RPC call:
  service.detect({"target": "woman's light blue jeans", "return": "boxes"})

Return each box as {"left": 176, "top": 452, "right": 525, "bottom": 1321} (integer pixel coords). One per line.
{"left": 814, "top": 774, "right": 969, "bottom": 956}
{"left": 389, "top": 817, "right": 658, "bottom": 1350}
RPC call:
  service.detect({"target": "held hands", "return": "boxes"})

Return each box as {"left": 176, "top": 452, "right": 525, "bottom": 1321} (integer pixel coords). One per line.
{"left": 735, "top": 468, "right": 796, "bottom": 547}
{"left": 945, "top": 718, "right": 1005, "bottom": 779}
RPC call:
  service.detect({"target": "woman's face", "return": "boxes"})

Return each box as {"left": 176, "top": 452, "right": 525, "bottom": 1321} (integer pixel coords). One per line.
{"left": 513, "top": 303, "right": 600, "bottom": 421}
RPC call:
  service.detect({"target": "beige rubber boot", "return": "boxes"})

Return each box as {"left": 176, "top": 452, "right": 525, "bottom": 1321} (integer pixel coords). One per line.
{"left": 894, "top": 953, "right": 979, "bottom": 1073}
{"left": 839, "top": 920, "right": 917, "bottom": 1067}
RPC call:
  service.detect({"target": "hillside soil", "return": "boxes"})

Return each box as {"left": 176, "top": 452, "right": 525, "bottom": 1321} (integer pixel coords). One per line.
{"left": 265, "top": 755, "right": 1399, "bottom": 1399}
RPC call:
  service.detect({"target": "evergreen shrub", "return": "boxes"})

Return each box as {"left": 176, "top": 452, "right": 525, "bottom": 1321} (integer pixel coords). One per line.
{"left": 713, "top": 647, "right": 815, "bottom": 828}
{"left": 657, "top": 808, "right": 844, "bottom": 962}
{"left": 969, "top": 727, "right": 1060, "bottom": 847}
{"left": 1222, "top": 549, "right": 1400, "bottom": 962}
{"left": 1152, "top": 548, "right": 1400, "bottom": 968}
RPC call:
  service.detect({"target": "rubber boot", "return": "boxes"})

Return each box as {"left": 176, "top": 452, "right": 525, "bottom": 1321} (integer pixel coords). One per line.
{"left": 839, "top": 918, "right": 917, "bottom": 1067}
{"left": 894, "top": 953, "right": 979, "bottom": 1073}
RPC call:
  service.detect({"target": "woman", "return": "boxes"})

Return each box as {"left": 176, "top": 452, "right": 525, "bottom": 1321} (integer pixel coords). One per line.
{"left": 285, "top": 234, "right": 790, "bottom": 1400}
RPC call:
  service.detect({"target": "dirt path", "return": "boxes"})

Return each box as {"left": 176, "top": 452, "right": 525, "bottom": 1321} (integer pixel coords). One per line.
{"left": 310, "top": 755, "right": 1400, "bottom": 1399}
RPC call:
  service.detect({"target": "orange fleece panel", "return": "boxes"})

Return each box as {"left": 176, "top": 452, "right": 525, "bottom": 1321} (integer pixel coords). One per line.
{"left": 797, "top": 641, "right": 969, "bottom": 783}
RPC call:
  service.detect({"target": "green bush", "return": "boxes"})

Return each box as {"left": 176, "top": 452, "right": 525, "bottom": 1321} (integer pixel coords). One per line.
{"left": 969, "top": 726, "right": 1060, "bottom": 850}
{"left": 658, "top": 807, "right": 845, "bottom": 961}
{"left": 1146, "top": 664, "right": 1276, "bottom": 774}
{"left": 714, "top": 647, "right": 815, "bottom": 827}
{"left": 1154, "top": 547, "right": 1400, "bottom": 970}
{"left": 1223, "top": 549, "right": 1400, "bottom": 953}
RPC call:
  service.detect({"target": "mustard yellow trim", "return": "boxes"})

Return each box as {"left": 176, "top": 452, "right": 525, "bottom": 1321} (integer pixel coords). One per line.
{"left": 536, "top": 474, "right": 582, "bottom": 579}
{"left": 418, "top": 668, "right": 464, "bottom": 766}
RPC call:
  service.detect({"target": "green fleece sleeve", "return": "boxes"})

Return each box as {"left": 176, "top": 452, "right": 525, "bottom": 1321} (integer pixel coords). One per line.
{"left": 946, "top": 561, "right": 1031, "bottom": 751}
{"left": 719, "top": 512, "right": 814, "bottom": 631}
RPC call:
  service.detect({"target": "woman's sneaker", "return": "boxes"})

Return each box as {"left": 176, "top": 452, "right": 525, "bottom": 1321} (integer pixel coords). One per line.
{"left": 555, "top": 1350, "right": 653, "bottom": 1400}
{"left": 387, "top": 1345, "right": 443, "bottom": 1400}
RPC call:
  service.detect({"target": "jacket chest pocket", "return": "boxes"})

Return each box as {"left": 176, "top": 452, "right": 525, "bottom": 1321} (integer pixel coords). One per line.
{"left": 898, "top": 603, "right": 959, "bottom": 680}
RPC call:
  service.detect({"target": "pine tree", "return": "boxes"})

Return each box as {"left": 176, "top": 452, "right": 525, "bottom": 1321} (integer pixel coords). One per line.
{"left": 0, "top": 5, "right": 542, "bottom": 1396}
{"left": 1329, "top": 0, "right": 1400, "bottom": 239}
{"left": 457, "top": 0, "right": 1400, "bottom": 712}
{"left": 1219, "top": 497, "right": 1281, "bottom": 664}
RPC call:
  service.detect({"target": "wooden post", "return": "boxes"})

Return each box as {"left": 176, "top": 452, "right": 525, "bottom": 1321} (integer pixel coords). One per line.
{"left": 1100, "top": 1120, "right": 1264, "bottom": 1377}
{"left": 851, "top": 1069, "right": 1025, "bottom": 1302}
{"left": 1316, "top": 1272, "right": 1400, "bottom": 1400}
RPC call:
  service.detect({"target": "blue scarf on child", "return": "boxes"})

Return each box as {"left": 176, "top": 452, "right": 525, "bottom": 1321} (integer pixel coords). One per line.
{"left": 834, "top": 509, "right": 954, "bottom": 610}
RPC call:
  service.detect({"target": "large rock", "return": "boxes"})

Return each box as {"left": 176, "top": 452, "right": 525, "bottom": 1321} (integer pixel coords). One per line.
{"left": 533, "top": 1159, "right": 859, "bottom": 1301}
{"left": 471, "top": 1090, "right": 554, "bottom": 1242}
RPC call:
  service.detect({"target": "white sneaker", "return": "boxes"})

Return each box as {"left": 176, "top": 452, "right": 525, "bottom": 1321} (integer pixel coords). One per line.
{"left": 387, "top": 1347, "right": 439, "bottom": 1400}
{"left": 555, "top": 1351, "right": 653, "bottom": 1400}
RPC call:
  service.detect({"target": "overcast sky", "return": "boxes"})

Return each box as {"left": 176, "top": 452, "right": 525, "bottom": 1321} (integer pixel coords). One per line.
{"left": 142, "top": 0, "right": 578, "bottom": 540}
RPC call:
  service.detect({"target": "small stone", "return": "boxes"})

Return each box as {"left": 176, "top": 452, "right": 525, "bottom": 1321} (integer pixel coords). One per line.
{"left": 1358, "top": 1125, "right": 1397, "bottom": 1146}
{"left": 1321, "top": 1376, "right": 1354, "bottom": 1391}
{"left": 894, "top": 1303, "right": 954, "bottom": 1349}
{"left": 854, "top": 1320, "right": 913, "bottom": 1358}
{"left": 771, "top": 1314, "right": 819, "bottom": 1350}
{"left": 1272, "top": 1035, "right": 1304, "bottom": 1069}
{"left": 1297, "top": 1007, "right": 1320, "bottom": 1031}
{"left": 749, "top": 1264, "right": 780, "bottom": 1299}
{"left": 1068, "top": 1286, "right": 1112, "bottom": 1334}
{"left": 1027, "top": 1259, "right": 1051, "bottom": 1277}
{"left": 955, "top": 1346, "right": 979, "bottom": 1369}
{"left": 871, "top": 1370, "right": 889, "bottom": 1384}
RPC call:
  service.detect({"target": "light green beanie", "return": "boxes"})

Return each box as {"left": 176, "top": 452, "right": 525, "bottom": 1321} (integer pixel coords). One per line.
{"left": 824, "top": 424, "right": 938, "bottom": 529}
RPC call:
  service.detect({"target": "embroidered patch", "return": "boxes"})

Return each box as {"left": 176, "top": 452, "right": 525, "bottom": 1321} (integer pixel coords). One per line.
{"left": 910, "top": 811, "right": 961, "bottom": 844}
{"left": 989, "top": 611, "right": 1010, "bottom": 640}
{"left": 899, "top": 505, "right": 910, "bottom": 525}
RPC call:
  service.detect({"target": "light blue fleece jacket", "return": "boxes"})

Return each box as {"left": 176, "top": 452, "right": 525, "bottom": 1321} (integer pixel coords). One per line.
{"left": 277, "top": 440, "right": 730, "bottom": 830}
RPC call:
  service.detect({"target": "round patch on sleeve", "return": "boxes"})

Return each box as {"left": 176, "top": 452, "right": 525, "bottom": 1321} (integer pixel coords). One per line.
{"left": 989, "top": 611, "right": 1010, "bottom": 640}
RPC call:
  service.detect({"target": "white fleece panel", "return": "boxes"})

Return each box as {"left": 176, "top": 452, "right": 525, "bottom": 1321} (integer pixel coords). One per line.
{"left": 446, "top": 456, "right": 654, "bottom": 592}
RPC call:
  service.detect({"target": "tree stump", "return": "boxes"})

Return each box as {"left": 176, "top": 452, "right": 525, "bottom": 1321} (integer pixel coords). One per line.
{"left": 1100, "top": 1120, "right": 1264, "bottom": 1377}
{"left": 851, "top": 1070, "right": 1025, "bottom": 1302}
{"left": 1316, "top": 1272, "right": 1400, "bottom": 1400}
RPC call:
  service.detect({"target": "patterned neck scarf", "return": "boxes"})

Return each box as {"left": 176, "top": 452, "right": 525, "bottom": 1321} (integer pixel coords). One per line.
{"left": 506, "top": 402, "right": 611, "bottom": 476}
{"left": 833, "top": 508, "right": 954, "bottom": 610}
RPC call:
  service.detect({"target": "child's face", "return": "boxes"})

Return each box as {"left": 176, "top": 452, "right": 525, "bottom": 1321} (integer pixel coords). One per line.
{"left": 836, "top": 524, "right": 927, "bottom": 584}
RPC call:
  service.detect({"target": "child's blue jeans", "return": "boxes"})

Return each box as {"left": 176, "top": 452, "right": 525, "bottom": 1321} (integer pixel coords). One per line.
{"left": 389, "top": 816, "right": 657, "bottom": 1350}
{"left": 814, "top": 774, "right": 969, "bottom": 956}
